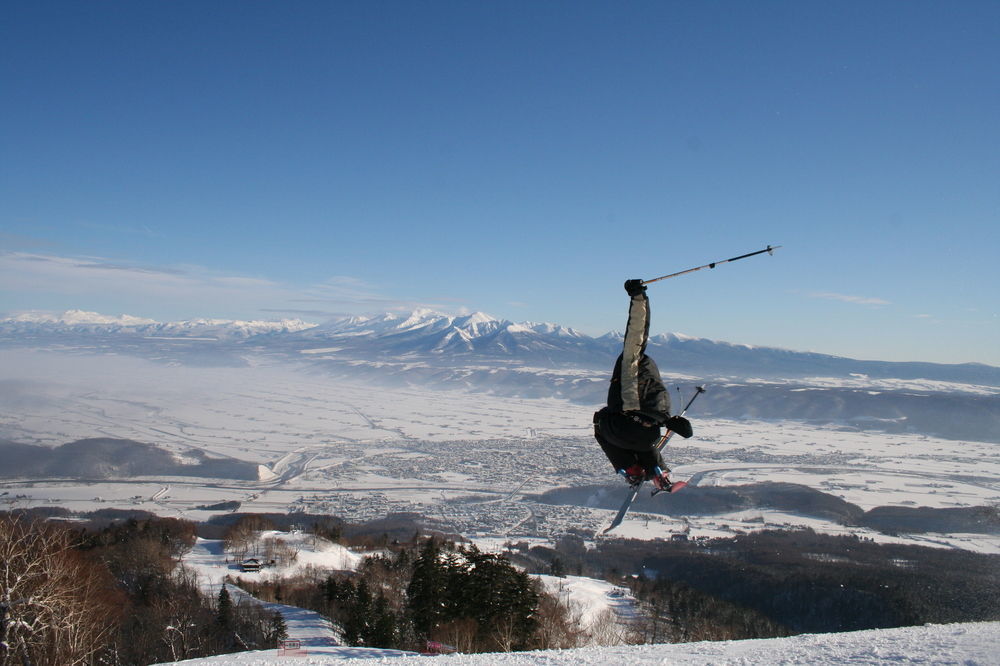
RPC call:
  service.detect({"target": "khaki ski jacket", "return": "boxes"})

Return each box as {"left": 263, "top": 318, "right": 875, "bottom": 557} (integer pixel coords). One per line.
{"left": 609, "top": 290, "right": 670, "bottom": 420}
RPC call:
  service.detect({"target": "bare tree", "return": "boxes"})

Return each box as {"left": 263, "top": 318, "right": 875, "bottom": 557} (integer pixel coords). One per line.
{"left": 223, "top": 515, "right": 275, "bottom": 561}
{"left": 0, "top": 514, "right": 122, "bottom": 665}
{"left": 432, "top": 618, "right": 479, "bottom": 654}
{"left": 263, "top": 537, "right": 298, "bottom": 567}
{"left": 587, "top": 608, "right": 630, "bottom": 646}
{"left": 531, "top": 588, "right": 586, "bottom": 650}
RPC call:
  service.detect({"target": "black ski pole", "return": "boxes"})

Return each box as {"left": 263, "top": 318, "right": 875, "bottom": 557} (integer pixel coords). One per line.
{"left": 642, "top": 245, "right": 780, "bottom": 286}
{"left": 656, "top": 385, "right": 706, "bottom": 453}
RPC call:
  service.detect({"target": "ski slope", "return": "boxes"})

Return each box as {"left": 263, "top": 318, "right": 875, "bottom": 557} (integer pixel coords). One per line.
{"left": 169, "top": 621, "right": 999, "bottom": 664}
{"left": 181, "top": 534, "right": 640, "bottom": 653}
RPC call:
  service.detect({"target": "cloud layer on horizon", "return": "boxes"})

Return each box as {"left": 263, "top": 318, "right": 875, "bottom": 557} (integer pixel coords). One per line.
{"left": 0, "top": 251, "right": 455, "bottom": 321}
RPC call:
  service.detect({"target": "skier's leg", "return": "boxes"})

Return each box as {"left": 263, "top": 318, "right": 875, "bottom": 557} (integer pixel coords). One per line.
{"left": 634, "top": 447, "right": 672, "bottom": 490}
{"left": 634, "top": 447, "right": 669, "bottom": 477}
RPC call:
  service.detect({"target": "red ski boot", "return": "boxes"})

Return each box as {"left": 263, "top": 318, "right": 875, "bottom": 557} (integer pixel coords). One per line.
{"left": 622, "top": 464, "right": 645, "bottom": 484}
{"left": 652, "top": 471, "right": 673, "bottom": 492}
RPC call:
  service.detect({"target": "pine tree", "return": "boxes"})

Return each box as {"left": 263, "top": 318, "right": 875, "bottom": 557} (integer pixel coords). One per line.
{"left": 407, "top": 539, "right": 447, "bottom": 638}
{"left": 216, "top": 585, "right": 233, "bottom": 632}
{"left": 266, "top": 610, "right": 288, "bottom": 645}
{"left": 370, "top": 593, "right": 398, "bottom": 647}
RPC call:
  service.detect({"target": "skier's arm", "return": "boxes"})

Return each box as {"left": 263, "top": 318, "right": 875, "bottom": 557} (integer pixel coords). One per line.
{"left": 620, "top": 280, "right": 650, "bottom": 412}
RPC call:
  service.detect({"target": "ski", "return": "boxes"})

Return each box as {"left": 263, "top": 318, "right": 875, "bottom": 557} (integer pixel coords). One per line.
{"left": 651, "top": 479, "right": 688, "bottom": 497}
{"left": 602, "top": 475, "right": 689, "bottom": 534}
{"left": 603, "top": 479, "right": 642, "bottom": 534}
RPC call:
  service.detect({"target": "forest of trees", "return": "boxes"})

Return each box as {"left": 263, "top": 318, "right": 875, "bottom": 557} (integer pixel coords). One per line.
{"left": 235, "top": 537, "right": 584, "bottom": 653}
{"left": 3, "top": 508, "right": 999, "bottom": 665}
{"left": 512, "top": 528, "right": 1000, "bottom": 635}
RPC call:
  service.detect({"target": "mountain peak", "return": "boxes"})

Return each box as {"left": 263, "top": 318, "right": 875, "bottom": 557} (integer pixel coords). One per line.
{"left": 454, "top": 311, "right": 498, "bottom": 325}
{"left": 11, "top": 309, "right": 159, "bottom": 326}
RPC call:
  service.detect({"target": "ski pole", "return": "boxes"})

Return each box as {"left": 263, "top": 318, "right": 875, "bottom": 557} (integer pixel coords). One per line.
{"left": 641, "top": 245, "right": 780, "bottom": 286}
{"left": 656, "top": 385, "right": 706, "bottom": 452}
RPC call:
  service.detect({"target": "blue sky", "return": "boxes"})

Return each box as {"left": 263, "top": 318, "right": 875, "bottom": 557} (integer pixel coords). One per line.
{"left": 2, "top": 1, "right": 998, "bottom": 365}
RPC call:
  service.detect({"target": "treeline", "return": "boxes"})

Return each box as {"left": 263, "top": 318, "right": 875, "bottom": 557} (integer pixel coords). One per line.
{"left": 236, "top": 537, "right": 586, "bottom": 653}
{"left": 1, "top": 512, "right": 285, "bottom": 666}
{"left": 515, "top": 528, "right": 1000, "bottom": 635}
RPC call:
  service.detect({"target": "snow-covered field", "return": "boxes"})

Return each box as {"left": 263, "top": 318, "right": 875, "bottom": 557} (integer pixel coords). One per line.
{"left": 169, "top": 622, "right": 1000, "bottom": 665}
{"left": 1, "top": 350, "right": 998, "bottom": 552}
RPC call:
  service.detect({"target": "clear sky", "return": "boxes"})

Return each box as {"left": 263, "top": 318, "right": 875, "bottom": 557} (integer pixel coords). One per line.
{"left": 2, "top": 1, "right": 998, "bottom": 365}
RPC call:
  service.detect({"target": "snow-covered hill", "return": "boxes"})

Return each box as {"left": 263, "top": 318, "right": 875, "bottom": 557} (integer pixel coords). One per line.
{"left": 168, "top": 621, "right": 999, "bottom": 664}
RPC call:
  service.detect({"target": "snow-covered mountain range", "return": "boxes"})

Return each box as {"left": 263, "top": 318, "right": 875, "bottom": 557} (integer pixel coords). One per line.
{"left": 4, "top": 308, "right": 998, "bottom": 384}
{"left": 4, "top": 308, "right": 999, "bottom": 442}
{"left": 3, "top": 309, "right": 316, "bottom": 339}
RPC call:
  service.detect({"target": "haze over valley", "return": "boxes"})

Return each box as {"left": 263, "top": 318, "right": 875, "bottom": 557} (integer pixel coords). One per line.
{"left": 2, "top": 309, "right": 997, "bottom": 552}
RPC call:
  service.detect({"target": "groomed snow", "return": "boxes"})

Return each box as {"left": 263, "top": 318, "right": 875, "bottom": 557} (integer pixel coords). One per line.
{"left": 534, "top": 574, "right": 638, "bottom": 630}
{"left": 168, "top": 621, "right": 1000, "bottom": 665}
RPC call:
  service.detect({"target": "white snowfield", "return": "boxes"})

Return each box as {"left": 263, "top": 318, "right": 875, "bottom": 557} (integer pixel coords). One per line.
{"left": 168, "top": 622, "right": 999, "bottom": 665}
{"left": 3, "top": 349, "right": 998, "bottom": 553}
{"left": 534, "top": 574, "right": 639, "bottom": 629}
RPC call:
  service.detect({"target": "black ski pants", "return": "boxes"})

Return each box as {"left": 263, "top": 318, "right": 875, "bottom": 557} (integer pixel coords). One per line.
{"left": 594, "top": 411, "right": 667, "bottom": 475}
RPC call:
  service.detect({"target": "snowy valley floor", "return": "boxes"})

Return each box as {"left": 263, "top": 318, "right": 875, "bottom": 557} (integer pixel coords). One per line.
{"left": 2, "top": 354, "right": 997, "bottom": 553}
{"left": 171, "top": 621, "right": 1000, "bottom": 665}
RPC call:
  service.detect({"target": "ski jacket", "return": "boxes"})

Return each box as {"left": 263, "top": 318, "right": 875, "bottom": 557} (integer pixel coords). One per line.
{"left": 605, "top": 353, "right": 670, "bottom": 424}
{"left": 595, "top": 289, "right": 671, "bottom": 451}
{"left": 608, "top": 289, "right": 670, "bottom": 421}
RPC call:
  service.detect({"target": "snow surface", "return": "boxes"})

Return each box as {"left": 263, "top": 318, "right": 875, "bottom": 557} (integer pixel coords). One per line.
{"left": 3, "top": 349, "right": 997, "bottom": 554}
{"left": 534, "top": 574, "right": 638, "bottom": 630}
{"left": 167, "top": 622, "right": 1000, "bottom": 665}
{"left": 184, "top": 533, "right": 362, "bottom": 590}
{"left": 10, "top": 309, "right": 159, "bottom": 326}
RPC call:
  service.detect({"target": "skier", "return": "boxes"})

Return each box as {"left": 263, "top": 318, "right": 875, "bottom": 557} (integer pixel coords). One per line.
{"left": 593, "top": 279, "right": 693, "bottom": 491}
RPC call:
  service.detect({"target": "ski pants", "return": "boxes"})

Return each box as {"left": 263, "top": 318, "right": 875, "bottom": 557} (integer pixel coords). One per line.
{"left": 594, "top": 411, "right": 667, "bottom": 475}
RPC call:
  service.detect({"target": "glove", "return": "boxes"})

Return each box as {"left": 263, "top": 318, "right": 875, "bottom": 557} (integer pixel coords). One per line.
{"left": 665, "top": 415, "right": 693, "bottom": 438}
{"left": 624, "top": 279, "right": 646, "bottom": 297}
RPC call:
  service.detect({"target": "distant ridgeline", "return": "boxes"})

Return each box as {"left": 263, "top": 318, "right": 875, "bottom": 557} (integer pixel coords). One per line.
{"left": 3, "top": 309, "right": 1000, "bottom": 442}
{"left": 0, "top": 438, "right": 260, "bottom": 480}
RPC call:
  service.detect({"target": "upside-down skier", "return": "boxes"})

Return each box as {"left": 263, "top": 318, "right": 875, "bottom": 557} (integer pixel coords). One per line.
{"left": 593, "top": 279, "right": 693, "bottom": 492}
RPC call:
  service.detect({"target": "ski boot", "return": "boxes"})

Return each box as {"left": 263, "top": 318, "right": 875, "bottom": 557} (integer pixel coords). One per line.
{"left": 620, "top": 464, "right": 645, "bottom": 485}
{"left": 652, "top": 471, "right": 673, "bottom": 492}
